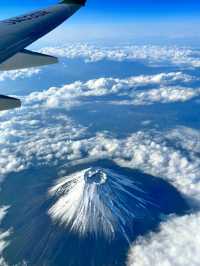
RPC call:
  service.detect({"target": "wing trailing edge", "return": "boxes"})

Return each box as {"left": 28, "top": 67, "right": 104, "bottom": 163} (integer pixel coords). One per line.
{"left": 0, "top": 49, "right": 58, "bottom": 71}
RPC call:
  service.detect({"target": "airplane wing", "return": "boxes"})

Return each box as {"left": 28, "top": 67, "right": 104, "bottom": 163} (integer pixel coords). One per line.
{"left": 0, "top": 95, "right": 21, "bottom": 111}
{"left": 0, "top": 49, "right": 58, "bottom": 71}
{"left": 0, "top": 0, "right": 86, "bottom": 111}
{"left": 0, "top": 0, "right": 86, "bottom": 68}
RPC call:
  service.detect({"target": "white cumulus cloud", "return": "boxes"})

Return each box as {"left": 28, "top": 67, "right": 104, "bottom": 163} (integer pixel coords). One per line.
{"left": 20, "top": 72, "right": 200, "bottom": 109}
{"left": 132, "top": 86, "right": 200, "bottom": 105}
{"left": 0, "top": 68, "right": 40, "bottom": 82}
{"left": 127, "top": 213, "right": 200, "bottom": 266}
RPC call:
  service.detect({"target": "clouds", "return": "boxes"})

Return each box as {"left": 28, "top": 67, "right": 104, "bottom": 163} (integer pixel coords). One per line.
{"left": 0, "top": 68, "right": 40, "bottom": 82}
{"left": 132, "top": 86, "right": 200, "bottom": 105}
{"left": 72, "top": 130, "right": 200, "bottom": 200}
{"left": 41, "top": 44, "right": 200, "bottom": 68}
{"left": 1, "top": 44, "right": 200, "bottom": 85}
{"left": 0, "top": 94, "right": 86, "bottom": 182}
{"left": 166, "top": 126, "right": 200, "bottom": 154}
{"left": 0, "top": 206, "right": 10, "bottom": 265}
{"left": 0, "top": 71, "right": 200, "bottom": 200}
{"left": 127, "top": 213, "right": 200, "bottom": 266}
{"left": 125, "top": 127, "right": 200, "bottom": 266}
{"left": 1, "top": 103, "right": 200, "bottom": 202}
{"left": 20, "top": 72, "right": 200, "bottom": 110}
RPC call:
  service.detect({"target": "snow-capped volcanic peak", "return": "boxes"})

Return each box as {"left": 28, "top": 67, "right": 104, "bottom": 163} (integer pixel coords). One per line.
{"left": 48, "top": 167, "right": 150, "bottom": 241}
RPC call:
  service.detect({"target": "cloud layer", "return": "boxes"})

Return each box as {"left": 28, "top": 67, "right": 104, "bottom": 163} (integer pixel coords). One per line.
{"left": 19, "top": 72, "right": 200, "bottom": 109}
{"left": 0, "top": 72, "right": 200, "bottom": 199}
{"left": 41, "top": 44, "right": 200, "bottom": 68}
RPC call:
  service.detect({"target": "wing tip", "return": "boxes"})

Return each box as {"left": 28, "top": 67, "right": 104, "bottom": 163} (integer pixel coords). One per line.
{"left": 0, "top": 95, "right": 21, "bottom": 111}
{"left": 0, "top": 50, "right": 59, "bottom": 71}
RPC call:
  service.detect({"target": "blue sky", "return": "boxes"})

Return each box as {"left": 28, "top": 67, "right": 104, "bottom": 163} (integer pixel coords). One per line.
{"left": 2, "top": 0, "right": 200, "bottom": 20}
{"left": 1, "top": 0, "right": 200, "bottom": 44}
